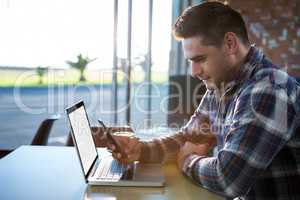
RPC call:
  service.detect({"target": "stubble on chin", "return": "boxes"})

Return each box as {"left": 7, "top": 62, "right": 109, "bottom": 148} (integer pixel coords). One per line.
{"left": 203, "top": 80, "right": 217, "bottom": 90}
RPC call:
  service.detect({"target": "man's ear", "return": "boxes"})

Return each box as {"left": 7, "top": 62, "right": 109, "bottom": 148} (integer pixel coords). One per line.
{"left": 223, "top": 32, "right": 238, "bottom": 55}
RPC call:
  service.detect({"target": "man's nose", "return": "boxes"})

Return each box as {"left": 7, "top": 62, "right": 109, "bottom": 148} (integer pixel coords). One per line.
{"left": 191, "top": 63, "right": 203, "bottom": 78}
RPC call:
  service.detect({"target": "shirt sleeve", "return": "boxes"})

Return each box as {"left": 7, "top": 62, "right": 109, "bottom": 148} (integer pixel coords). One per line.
{"left": 139, "top": 91, "right": 215, "bottom": 164}
{"left": 181, "top": 83, "right": 297, "bottom": 198}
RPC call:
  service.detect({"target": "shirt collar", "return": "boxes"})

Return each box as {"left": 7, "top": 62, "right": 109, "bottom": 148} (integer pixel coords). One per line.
{"left": 219, "top": 45, "right": 264, "bottom": 94}
{"left": 240, "top": 44, "right": 264, "bottom": 82}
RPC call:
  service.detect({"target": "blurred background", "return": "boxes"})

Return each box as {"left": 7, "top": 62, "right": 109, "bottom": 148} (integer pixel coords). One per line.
{"left": 0, "top": 0, "right": 299, "bottom": 152}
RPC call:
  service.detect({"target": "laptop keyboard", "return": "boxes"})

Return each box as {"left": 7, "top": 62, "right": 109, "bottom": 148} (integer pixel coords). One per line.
{"left": 96, "top": 159, "right": 126, "bottom": 180}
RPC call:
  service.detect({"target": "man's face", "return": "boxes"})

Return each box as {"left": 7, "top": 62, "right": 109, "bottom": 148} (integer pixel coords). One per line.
{"left": 182, "top": 36, "right": 231, "bottom": 90}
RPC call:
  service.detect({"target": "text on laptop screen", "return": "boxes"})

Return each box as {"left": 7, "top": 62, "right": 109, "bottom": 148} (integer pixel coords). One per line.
{"left": 68, "top": 105, "right": 97, "bottom": 176}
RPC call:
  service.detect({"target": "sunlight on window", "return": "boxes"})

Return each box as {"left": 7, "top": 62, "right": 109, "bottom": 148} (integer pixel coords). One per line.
{"left": 0, "top": 0, "right": 171, "bottom": 71}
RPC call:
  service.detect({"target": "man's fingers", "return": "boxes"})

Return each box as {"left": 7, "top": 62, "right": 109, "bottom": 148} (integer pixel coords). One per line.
{"left": 112, "top": 152, "right": 130, "bottom": 164}
{"left": 99, "top": 134, "right": 106, "bottom": 141}
{"left": 109, "top": 136, "right": 139, "bottom": 165}
{"left": 112, "top": 152, "right": 121, "bottom": 159}
{"left": 107, "top": 143, "right": 116, "bottom": 151}
{"left": 112, "top": 152, "right": 118, "bottom": 159}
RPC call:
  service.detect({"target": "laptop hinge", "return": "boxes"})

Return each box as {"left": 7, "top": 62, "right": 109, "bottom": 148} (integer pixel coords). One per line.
{"left": 87, "top": 157, "right": 100, "bottom": 180}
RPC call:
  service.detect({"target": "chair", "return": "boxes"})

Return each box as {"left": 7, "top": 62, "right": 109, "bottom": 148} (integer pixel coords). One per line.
{"left": 168, "top": 75, "right": 206, "bottom": 127}
{"left": 31, "top": 114, "right": 60, "bottom": 145}
{"left": 66, "top": 132, "right": 74, "bottom": 146}
{"left": 0, "top": 149, "right": 13, "bottom": 159}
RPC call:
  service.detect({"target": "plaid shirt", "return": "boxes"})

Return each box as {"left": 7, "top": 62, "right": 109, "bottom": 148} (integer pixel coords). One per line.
{"left": 139, "top": 46, "right": 300, "bottom": 199}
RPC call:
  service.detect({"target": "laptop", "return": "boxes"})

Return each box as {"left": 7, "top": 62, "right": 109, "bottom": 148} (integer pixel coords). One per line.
{"left": 66, "top": 101, "right": 165, "bottom": 187}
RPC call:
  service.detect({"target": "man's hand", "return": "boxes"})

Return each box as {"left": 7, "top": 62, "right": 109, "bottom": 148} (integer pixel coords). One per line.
{"left": 177, "top": 142, "right": 210, "bottom": 169}
{"left": 107, "top": 135, "right": 142, "bottom": 164}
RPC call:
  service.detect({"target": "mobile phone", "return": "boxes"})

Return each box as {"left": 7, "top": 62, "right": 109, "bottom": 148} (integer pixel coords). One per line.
{"left": 98, "top": 120, "right": 127, "bottom": 159}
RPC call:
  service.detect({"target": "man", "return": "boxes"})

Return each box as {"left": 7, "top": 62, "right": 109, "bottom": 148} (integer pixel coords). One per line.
{"left": 106, "top": 2, "right": 300, "bottom": 199}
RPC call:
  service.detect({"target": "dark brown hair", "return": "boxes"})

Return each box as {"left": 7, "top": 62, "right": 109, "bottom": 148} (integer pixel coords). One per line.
{"left": 173, "top": 1, "right": 250, "bottom": 47}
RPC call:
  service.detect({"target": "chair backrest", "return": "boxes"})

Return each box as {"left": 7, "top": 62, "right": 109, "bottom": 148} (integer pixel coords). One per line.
{"left": 0, "top": 149, "right": 13, "bottom": 159}
{"left": 66, "top": 132, "right": 74, "bottom": 146}
{"left": 168, "top": 75, "right": 206, "bottom": 127}
{"left": 31, "top": 114, "right": 60, "bottom": 145}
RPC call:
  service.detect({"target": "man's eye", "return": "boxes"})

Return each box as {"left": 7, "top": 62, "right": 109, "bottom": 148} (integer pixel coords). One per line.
{"left": 194, "top": 58, "right": 206, "bottom": 63}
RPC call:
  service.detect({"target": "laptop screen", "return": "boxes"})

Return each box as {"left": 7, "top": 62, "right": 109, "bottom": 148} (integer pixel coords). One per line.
{"left": 67, "top": 102, "right": 98, "bottom": 177}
